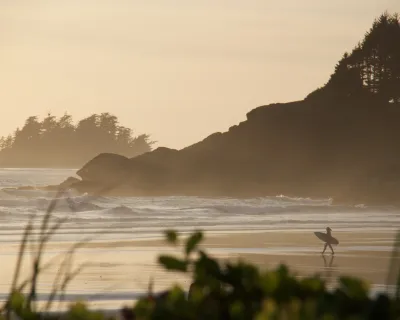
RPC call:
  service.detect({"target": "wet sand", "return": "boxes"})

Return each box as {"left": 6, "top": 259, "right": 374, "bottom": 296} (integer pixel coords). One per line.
{"left": 0, "top": 229, "right": 398, "bottom": 311}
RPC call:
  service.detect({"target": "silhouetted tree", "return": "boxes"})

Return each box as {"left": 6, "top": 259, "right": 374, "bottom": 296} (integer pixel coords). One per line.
{"left": 327, "top": 52, "right": 364, "bottom": 98}
{"left": 131, "top": 134, "right": 154, "bottom": 157}
{"left": 307, "top": 12, "right": 400, "bottom": 103}
{"left": 0, "top": 135, "right": 13, "bottom": 150}
{"left": 5, "top": 135, "right": 14, "bottom": 149}
{"left": 13, "top": 116, "right": 41, "bottom": 149}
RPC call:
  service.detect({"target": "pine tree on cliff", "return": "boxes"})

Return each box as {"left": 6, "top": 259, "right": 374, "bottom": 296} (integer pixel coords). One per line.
{"left": 307, "top": 12, "right": 400, "bottom": 103}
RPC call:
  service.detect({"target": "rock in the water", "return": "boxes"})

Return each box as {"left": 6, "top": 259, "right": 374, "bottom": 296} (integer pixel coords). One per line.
{"left": 59, "top": 176, "right": 81, "bottom": 189}
{"left": 77, "top": 153, "right": 131, "bottom": 183}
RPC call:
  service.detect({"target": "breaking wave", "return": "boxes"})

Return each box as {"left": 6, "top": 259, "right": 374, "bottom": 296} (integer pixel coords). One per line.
{"left": 0, "top": 170, "right": 399, "bottom": 244}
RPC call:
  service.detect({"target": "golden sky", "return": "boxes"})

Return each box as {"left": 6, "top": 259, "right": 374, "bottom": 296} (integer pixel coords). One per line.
{"left": 1, "top": 0, "right": 399, "bottom": 149}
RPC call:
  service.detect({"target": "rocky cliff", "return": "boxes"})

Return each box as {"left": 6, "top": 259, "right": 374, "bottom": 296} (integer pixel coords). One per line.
{"left": 62, "top": 13, "right": 400, "bottom": 205}
{"left": 62, "top": 97, "right": 400, "bottom": 205}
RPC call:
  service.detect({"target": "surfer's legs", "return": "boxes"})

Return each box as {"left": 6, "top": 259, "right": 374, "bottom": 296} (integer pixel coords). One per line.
{"left": 322, "top": 243, "right": 327, "bottom": 254}
{"left": 328, "top": 243, "right": 335, "bottom": 255}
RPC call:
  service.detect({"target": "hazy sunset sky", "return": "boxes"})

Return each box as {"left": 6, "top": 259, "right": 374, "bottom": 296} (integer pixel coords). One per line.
{"left": 1, "top": 1, "right": 399, "bottom": 149}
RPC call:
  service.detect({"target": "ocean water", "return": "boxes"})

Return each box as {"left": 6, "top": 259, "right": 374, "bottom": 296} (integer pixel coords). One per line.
{"left": 0, "top": 168, "right": 400, "bottom": 244}
{"left": 0, "top": 168, "right": 399, "bottom": 310}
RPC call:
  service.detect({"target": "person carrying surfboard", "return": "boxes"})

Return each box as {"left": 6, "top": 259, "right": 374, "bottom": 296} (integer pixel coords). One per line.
{"left": 314, "top": 227, "right": 339, "bottom": 255}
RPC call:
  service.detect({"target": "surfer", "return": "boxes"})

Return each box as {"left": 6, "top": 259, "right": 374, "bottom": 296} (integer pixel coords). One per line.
{"left": 322, "top": 227, "right": 335, "bottom": 254}
{"left": 314, "top": 227, "right": 338, "bottom": 255}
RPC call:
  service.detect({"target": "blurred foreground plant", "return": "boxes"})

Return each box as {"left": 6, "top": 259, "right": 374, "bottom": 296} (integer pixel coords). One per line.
{"left": 132, "top": 229, "right": 400, "bottom": 320}
{"left": 0, "top": 190, "right": 106, "bottom": 320}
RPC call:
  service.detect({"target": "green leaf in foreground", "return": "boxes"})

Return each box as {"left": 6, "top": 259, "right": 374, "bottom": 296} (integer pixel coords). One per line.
{"left": 158, "top": 255, "right": 188, "bottom": 272}
{"left": 261, "top": 271, "right": 279, "bottom": 294}
{"left": 67, "top": 301, "right": 105, "bottom": 320}
{"left": 164, "top": 230, "right": 178, "bottom": 245}
{"left": 339, "top": 276, "right": 369, "bottom": 299}
{"left": 9, "top": 291, "right": 25, "bottom": 312}
{"left": 185, "top": 231, "right": 203, "bottom": 256}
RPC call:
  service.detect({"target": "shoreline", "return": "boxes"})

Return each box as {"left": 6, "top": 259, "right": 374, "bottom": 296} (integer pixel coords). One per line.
{"left": 0, "top": 229, "right": 398, "bottom": 311}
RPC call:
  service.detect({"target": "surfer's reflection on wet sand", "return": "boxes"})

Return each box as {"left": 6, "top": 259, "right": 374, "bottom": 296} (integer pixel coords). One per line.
{"left": 321, "top": 255, "right": 336, "bottom": 286}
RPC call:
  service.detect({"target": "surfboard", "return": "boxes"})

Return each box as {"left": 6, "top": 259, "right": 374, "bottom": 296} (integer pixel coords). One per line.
{"left": 314, "top": 232, "right": 339, "bottom": 245}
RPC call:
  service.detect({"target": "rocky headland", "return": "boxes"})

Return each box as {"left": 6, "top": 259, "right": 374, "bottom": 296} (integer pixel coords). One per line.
{"left": 34, "top": 13, "right": 400, "bottom": 206}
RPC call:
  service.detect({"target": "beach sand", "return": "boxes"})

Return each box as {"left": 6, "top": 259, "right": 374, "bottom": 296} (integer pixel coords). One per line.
{"left": 0, "top": 229, "right": 398, "bottom": 311}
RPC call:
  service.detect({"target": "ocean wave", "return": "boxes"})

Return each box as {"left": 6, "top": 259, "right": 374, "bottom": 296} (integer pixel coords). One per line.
{"left": 275, "top": 194, "right": 333, "bottom": 204}
{"left": 36, "top": 197, "right": 102, "bottom": 212}
{"left": 0, "top": 193, "right": 101, "bottom": 213}
{"left": 1, "top": 188, "right": 59, "bottom": 198}
{"left": 106, "top": 205, "right": 136, "bottom": 215}
{"left": 0, "top": 190, "right": 18, "bottom": 200}
{"left": 0, "top": 198, "right": 36, "bottom": 207}
{"left": 0, "top": 189, "right": 398, "bottom": 231}
{"left": 175, "top": 204, "right": 376, "bottom": 216}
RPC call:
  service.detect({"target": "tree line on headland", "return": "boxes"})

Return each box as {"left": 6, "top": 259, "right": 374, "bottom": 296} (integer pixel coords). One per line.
{"left": 0, "top": 112, "right": 154, "bottom": 167}
{"left": 308, "top": 12, "right": 400, "bottom": 103}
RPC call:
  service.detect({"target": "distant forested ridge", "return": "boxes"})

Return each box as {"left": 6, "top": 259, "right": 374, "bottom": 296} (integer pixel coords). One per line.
{"left": 0, "top": 113, "right": 154, "bottom": 167}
